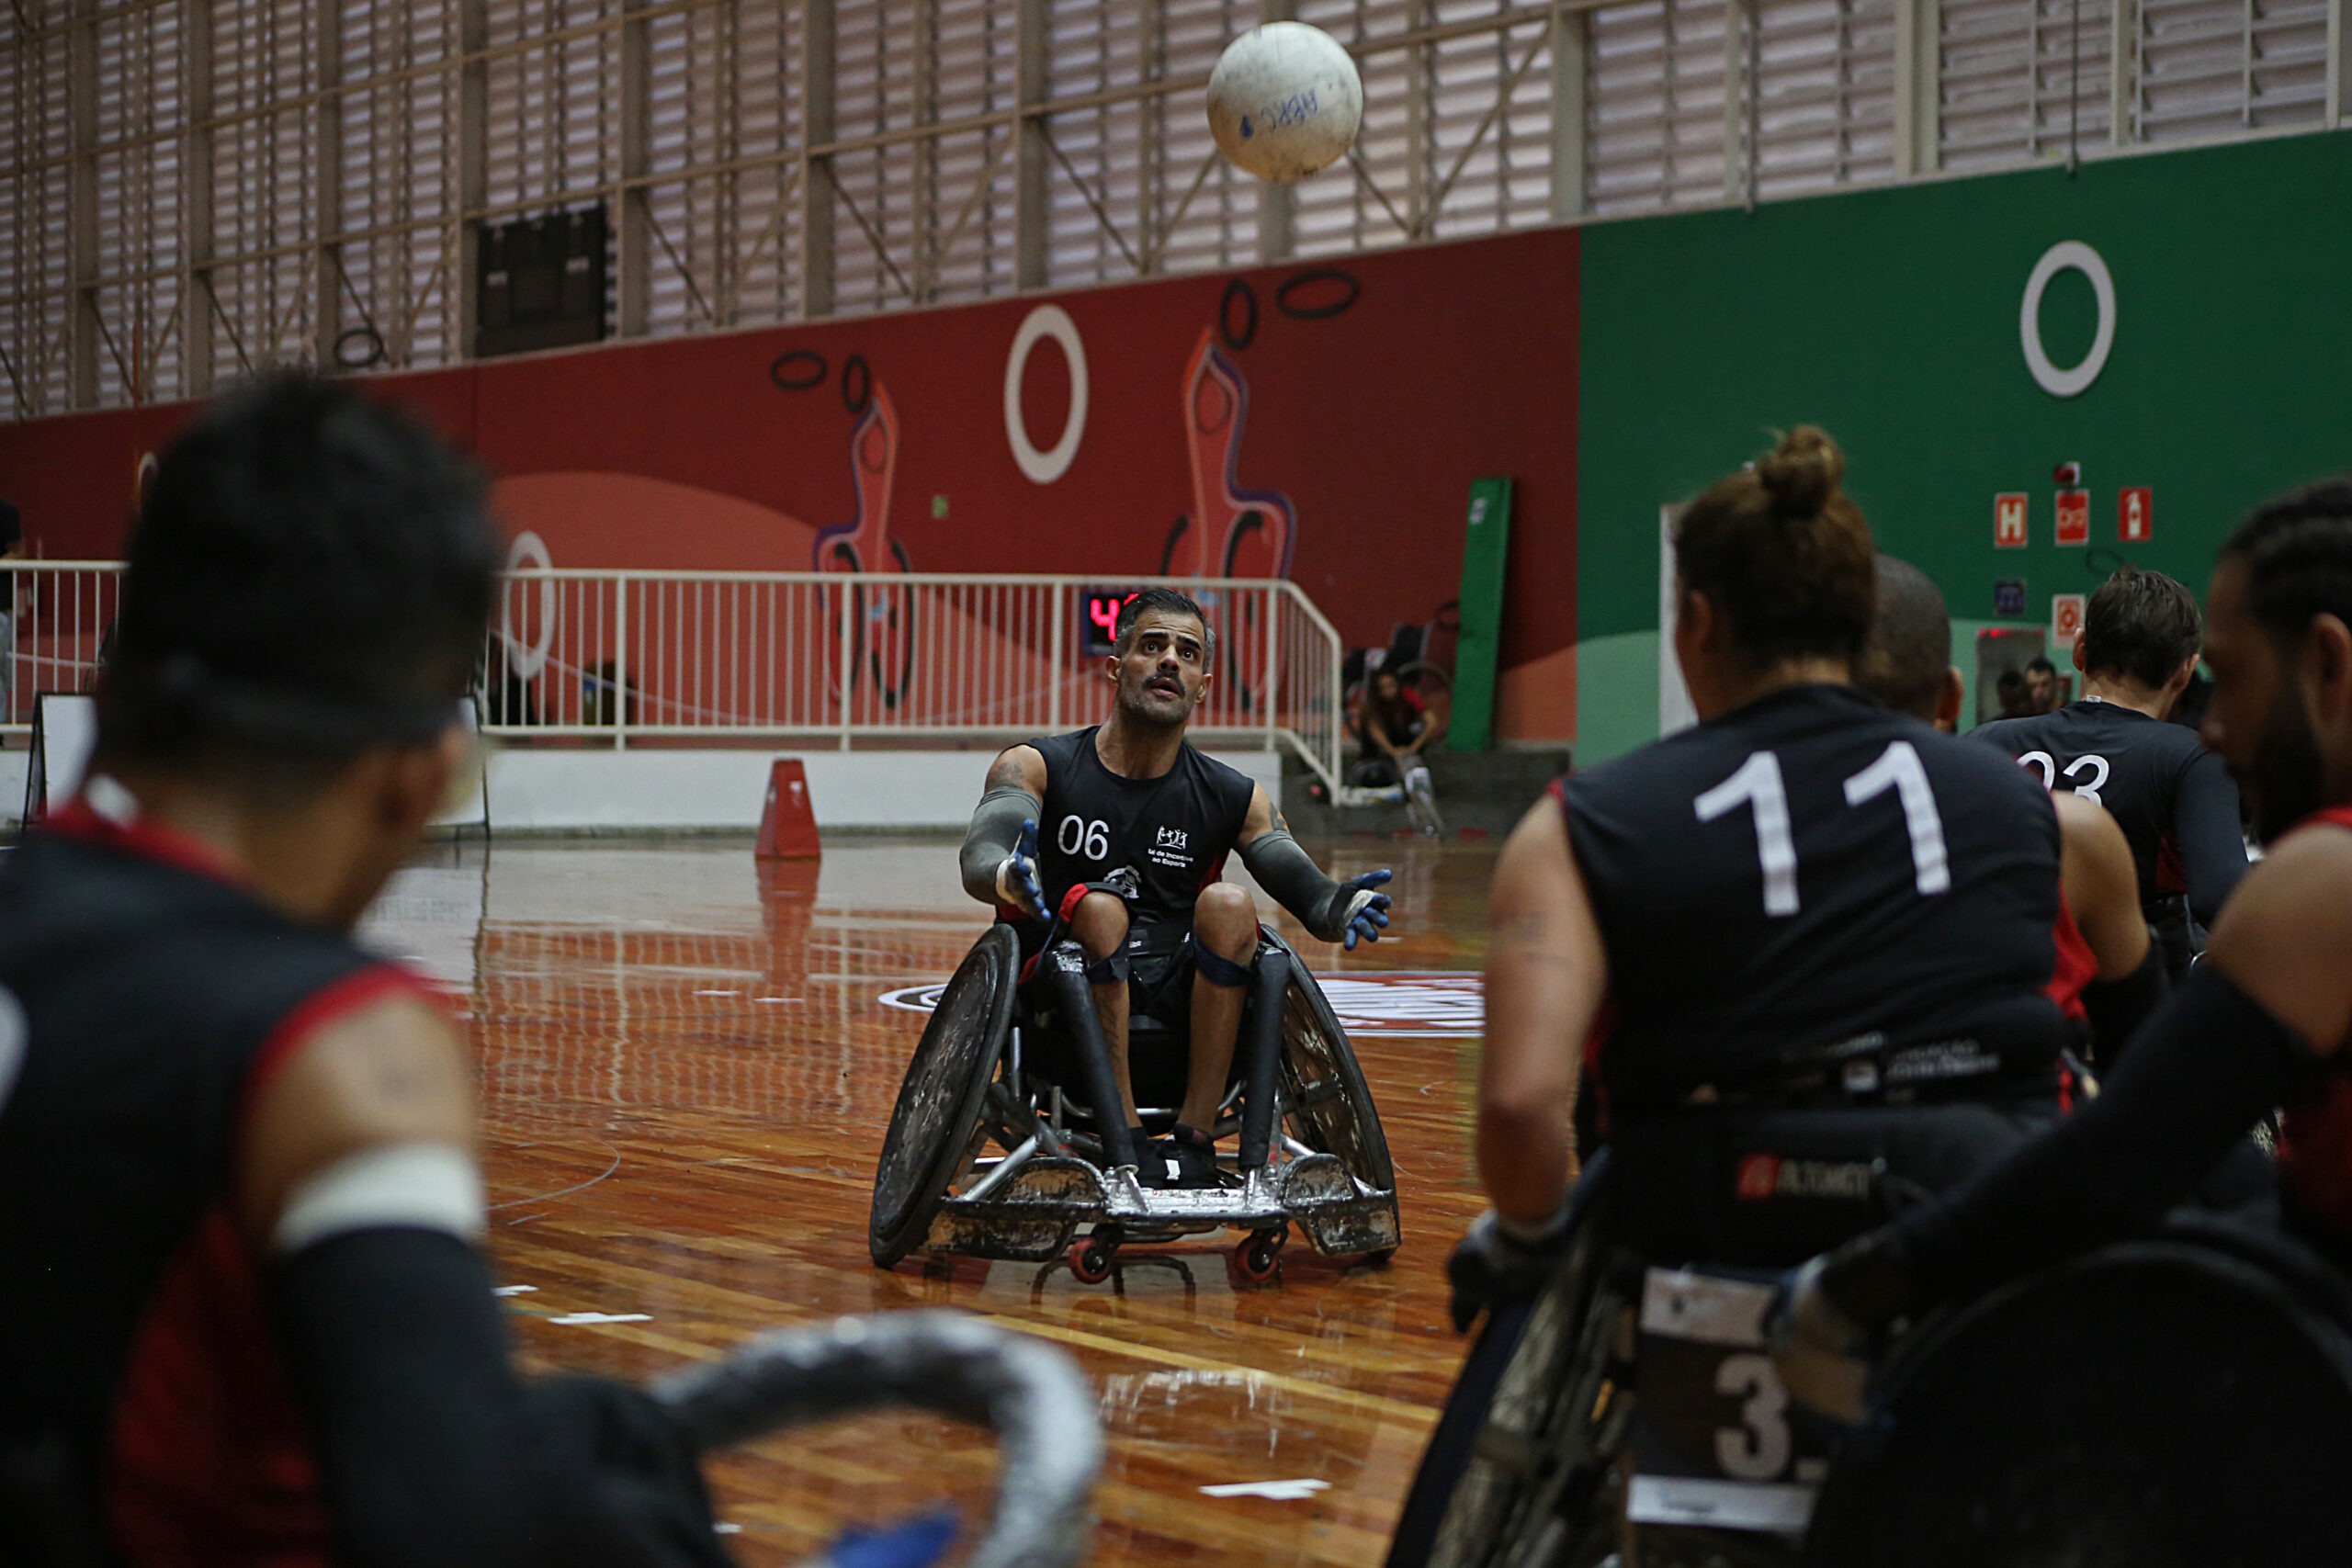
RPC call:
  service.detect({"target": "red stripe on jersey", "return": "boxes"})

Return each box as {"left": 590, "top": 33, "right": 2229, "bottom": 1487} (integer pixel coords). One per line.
{"left": 2045, "top": 890, "right": 2097, "bottom": 1023}
{"left": 49, "top": 797, "right": 246, "bottom": 886}
{"left": 233, "top": 964, "right": 432, "bottom": 1162}
{"left": 104, "top": 1205, "right": 330, "bottom": 1568}
{"left": 107, "top": 964, "right": 434, "bottom": 1565}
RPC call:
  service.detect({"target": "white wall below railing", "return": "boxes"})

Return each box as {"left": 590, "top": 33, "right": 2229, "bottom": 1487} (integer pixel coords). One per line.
{"left": 0, "top": 747, "right": 1285, "bottom": 834}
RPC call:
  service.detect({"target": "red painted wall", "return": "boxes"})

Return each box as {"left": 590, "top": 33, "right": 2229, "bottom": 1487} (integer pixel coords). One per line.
{"left": 0, "top": 226, "right": 1579, "bottom": 735}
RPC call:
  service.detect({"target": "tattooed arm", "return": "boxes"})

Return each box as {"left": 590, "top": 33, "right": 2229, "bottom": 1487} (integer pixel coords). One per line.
{"left": 1478, "top": 795, "right": 1607, "bottom": 1221}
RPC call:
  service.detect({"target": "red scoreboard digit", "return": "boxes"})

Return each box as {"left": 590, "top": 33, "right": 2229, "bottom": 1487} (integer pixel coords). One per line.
{"left": 1081, "top": 588, "right": 1141, "bottom": 655}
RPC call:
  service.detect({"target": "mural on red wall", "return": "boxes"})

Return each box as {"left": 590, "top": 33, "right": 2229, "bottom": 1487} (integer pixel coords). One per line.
{"left": 0, "top": 227, "right": 1579, "bottom": 736}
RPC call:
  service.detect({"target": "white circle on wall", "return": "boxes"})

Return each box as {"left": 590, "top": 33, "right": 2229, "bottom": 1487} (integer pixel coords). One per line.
{"left": 2020, "top": 241, "right": 2116, "bottom": 399}
{"left": 1003, "top": 304, "right": 1089, "bottom": 485}
{"left": 503, "top": 529, "right": 555, "bottom": 682}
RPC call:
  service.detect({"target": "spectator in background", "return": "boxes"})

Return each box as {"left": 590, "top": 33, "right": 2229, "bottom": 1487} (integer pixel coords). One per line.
{"left": 2025, "top": 654, "right": 2065, "bottom": 714}
{"left": 1351, "top": 665, "right": 1443, "bottom": 787}
{"left": 1996, "top": 668, "right": 2034, "bottom": 718}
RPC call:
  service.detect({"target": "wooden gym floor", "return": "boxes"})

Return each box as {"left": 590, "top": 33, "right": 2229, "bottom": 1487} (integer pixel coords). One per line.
{"left": 363, "top": 833, "right": 1500, "bottom": 1566}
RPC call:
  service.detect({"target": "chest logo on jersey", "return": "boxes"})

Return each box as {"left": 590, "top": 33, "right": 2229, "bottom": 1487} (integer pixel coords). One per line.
{"left": 1147, "top": 825, "right": 1193, "bottom": 871}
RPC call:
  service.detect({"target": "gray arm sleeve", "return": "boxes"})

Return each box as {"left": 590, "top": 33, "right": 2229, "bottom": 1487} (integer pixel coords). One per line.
{"left": 961, "top": 785, "right": 1040, "bottom": 906}
{"left": 1238, "top": 828, "right": 1349, "bottom": 941}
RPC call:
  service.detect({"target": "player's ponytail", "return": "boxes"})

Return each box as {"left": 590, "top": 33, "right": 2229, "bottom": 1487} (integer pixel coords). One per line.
{"left": 1674, "top": 424, "right": 1875, "bottom": 672}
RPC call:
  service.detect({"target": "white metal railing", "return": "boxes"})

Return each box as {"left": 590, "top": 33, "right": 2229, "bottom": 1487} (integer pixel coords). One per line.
{"left": 0, "top": 565, "right": 1348, "bottom": 792}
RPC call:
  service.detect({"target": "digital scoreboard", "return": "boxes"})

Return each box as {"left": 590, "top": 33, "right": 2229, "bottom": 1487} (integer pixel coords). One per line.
{"left": 1080, "top": 587, "right": 1143, "bottom": 655}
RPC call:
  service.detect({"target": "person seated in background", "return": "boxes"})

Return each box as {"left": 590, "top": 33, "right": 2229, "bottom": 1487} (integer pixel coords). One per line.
{"left": 1350, "top": 665, "right": 1442, "bottom": 787}
{"left": 0, "top": 376, "right": 729, "bottom": 1567}
{"left": 1973, "top": 567, "right": 2248, "bottom": 976}
{"left": 2024, "top": 654, "right": 2066, "bottom": 714}
{"left": 1773, "top": 479, "right": 2352, "bottom": 1423}
{"left": 1856, "top": 555, "right": 2165, "bottom": 1069}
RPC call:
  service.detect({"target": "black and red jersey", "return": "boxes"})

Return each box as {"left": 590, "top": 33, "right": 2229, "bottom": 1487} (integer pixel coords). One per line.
{"left": 2276, "top": 804, "right": 2352, "bottom": 1248}
{"left": 1557, "top": 684, "right": 2069, "bottom": 1121}
{"left": 1971, "top": 699, "right": 2248, "bottom": 929}
{"left": 1017, "top": 727, "right": 1255, "bottom": 938}
{"left": 0, "top": 801, "right": 423, "bottom": 1567}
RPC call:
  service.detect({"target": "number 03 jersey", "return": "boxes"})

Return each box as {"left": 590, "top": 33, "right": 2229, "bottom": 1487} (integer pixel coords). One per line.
{"left": 1022, "top": 727, "right": 1256, "bottom": 937}
{"left": 1557, "top": 684, "right": 2067, "bottom": 1119}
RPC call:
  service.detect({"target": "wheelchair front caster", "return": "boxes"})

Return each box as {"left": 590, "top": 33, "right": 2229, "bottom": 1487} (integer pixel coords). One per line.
{"left": 1232, "top": 1226, "right": 1286, "bottom": 1285}
{"left": 1069, "top": 1234, "right": 1117, "bottom": 1284}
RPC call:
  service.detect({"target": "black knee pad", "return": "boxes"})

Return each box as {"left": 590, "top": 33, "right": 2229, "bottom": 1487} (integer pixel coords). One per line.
{"left": 1192, "top": 933, "right": 1255, "bottom": 988}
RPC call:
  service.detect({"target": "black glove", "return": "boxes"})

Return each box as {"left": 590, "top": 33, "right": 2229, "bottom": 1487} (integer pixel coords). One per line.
{"left": 1765, "top": 1227, "right": 1917, "bottom": 1426}
{"left": 1446, "top": 1203, "right": 1572, "bottom": 1333}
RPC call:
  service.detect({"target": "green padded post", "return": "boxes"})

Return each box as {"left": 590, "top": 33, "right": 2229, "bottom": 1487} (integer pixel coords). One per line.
{"left": 1447, "top": 476, "right": 1513, "bottom": 751}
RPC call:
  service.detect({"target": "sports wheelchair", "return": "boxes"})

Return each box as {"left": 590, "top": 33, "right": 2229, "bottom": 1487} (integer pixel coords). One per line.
{"left": 869, "top": 922, "right": 1400, "bottom": 1283}
{"left": 1393, "top": 1097, "right": 2065, "bottom": 1568}
{"left": 1804, "top": 1213, "right": 2352, "bottom": 1567}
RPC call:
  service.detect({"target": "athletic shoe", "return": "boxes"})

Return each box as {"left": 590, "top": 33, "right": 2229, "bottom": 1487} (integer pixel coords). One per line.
{"left": 1147, "top": 1123, "right": 1224, "bottom": 1190}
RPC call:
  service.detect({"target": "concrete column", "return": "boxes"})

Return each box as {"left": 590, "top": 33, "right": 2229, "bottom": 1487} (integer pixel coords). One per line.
{"left": 1549, "top": 2, "right": 1588, "bottom": 221}
{"left": 457, "top": 0, "right": 489, "bottom": 359}
{"left": 315, "top": 0, "right": 345, "bottom": 367}
{"left": 801, "top": 0, "right": 837, "bottom": 317}
{"left": 617, "top": 0, "right": 652, "bottom": 336}
{"left": 181, "top": 0, "right": 217, "bottom": 395}
{"left": 1014, "top": 0, "right": 1050, "bottom": 289}
{"left": 1894, "top": 0, "right": 1939, "bottom": 177}
{"left": 68, "top": 0, "right": 99, "bottom": 407}
{"left": 1256, "top": 0, "right": 1296, "bottom": 264}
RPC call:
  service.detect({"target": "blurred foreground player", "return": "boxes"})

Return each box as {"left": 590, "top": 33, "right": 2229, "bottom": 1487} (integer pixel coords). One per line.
{"left": 961, "top": 588, "right": 1393, "bottom": 1188}
{"left": 1857, "top": 555, "right": 2165, "bottom": 1066}
{"left": 1776, "top": 479, "right": 2352, "bottom": 1421}
{"left": 0, "top": 378, "right": 728, "bottom": 1567}
{"left": 1973, "top": 567, "right": 2248, "bottom": 975}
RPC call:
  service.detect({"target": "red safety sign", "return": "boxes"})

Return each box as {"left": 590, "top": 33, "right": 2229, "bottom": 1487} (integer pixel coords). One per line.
{"left": 2054, "top": 490, "right": 2090, "bottom": 547}
{"left": 2120, "top": 486, "right": 2153, "bottom": 543}
{"left": 1996, "top": 493, "right": 2029, "bottom": 549}
{"left": 2052, "top": 592, "right": 2086, "bottom": 649}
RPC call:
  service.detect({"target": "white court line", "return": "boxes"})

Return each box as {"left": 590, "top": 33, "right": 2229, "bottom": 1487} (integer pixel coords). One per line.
{"left": 548, "top": 1312, "right": 653, "bottom": 1325}
{"left": 1199, "top": 1479, "right": 1330, "bottom": 1501}
{"left": 492, "top": 1284, "right": 537, "bottom": 1297}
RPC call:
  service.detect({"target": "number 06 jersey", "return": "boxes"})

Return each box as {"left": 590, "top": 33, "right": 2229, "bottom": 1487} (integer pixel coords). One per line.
{"left": 1558, "top": 684, "right": 2066, "bottom": 1121}
{"left": 1019, "top": 727, "right": 1256, "bottom": 942}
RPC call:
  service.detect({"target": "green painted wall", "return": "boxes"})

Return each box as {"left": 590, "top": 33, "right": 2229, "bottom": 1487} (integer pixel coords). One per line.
{"left": 1577, "top": 129, "right": 2352, "bottom": 764}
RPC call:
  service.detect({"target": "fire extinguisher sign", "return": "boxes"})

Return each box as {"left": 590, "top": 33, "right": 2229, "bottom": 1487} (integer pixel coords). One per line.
{"left": 2120, "top": 487, "right": 2153, "bottom": 543}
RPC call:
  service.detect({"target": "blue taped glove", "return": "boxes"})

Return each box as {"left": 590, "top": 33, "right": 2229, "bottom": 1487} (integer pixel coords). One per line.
{"left": 1339, "top": 869, "right": 1393, "bottom": 951}
{"left": 995, "top": 819, "right": 1052, "bottom": 923}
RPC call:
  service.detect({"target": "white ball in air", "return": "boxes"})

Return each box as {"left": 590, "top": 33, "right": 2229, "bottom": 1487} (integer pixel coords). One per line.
{"left": 1206, "top": 23, "right": 1364, "bottom": 184}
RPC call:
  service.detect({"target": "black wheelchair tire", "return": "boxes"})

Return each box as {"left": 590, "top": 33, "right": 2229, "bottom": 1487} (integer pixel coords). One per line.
{"left": 1275, "top": 951, "right": 1396, "bottom": 1193}
{"left": 1804, "top": 1226, "right": 2352, "bottom": 1568}
{"left": 870, "top": 925, "right": 1019, "bottom": 1268}
{"left": 1422, "top": 1211, "right": 1631, "bottom": 1568}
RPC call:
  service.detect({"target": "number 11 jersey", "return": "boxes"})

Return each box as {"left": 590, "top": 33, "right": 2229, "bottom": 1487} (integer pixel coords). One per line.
{"left": 1557, "top": 683, "right": 2065, "bottom": 1120}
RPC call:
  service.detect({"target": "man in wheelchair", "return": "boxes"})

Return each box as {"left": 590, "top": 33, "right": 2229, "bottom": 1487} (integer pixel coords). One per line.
{"left": 1390, "top": 433, "right": 2099, "bottom": 1566}
{"left": 958, "top": 587, "right": 1394, "bottom": 1190}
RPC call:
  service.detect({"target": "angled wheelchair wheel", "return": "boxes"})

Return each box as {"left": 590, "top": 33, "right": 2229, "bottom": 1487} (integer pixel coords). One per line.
{"left": 870, "top": 924, "right": 1019, "bottom": 1269}
{"left": 1272, "top": 939, "right": 1396, "bottom": 1192}
{"left": 1804, "top": 1221, "right": 2352, "bottom": 1568}
{"left": 1425, "top": 1199, "right": 1635, "bottom": 1568}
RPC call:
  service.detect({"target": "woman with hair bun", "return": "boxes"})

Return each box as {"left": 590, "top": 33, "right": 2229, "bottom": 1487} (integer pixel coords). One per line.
{"left": 1391, "top": 428, "right": 2083, "bottom": 1562}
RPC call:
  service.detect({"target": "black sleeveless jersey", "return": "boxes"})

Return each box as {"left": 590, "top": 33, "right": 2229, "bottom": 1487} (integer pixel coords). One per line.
{"left": 1971, "top": 699, "right": 2248, "bottom": 927}
{"left": 1558, "top": 685, "right": 2066, "bottom": 1120}
{"left": 1022, "top": 728, "right": 1256, "bottom": 936}
{"left": 0, "top": 806, "right": 409, "bottom": 1566}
